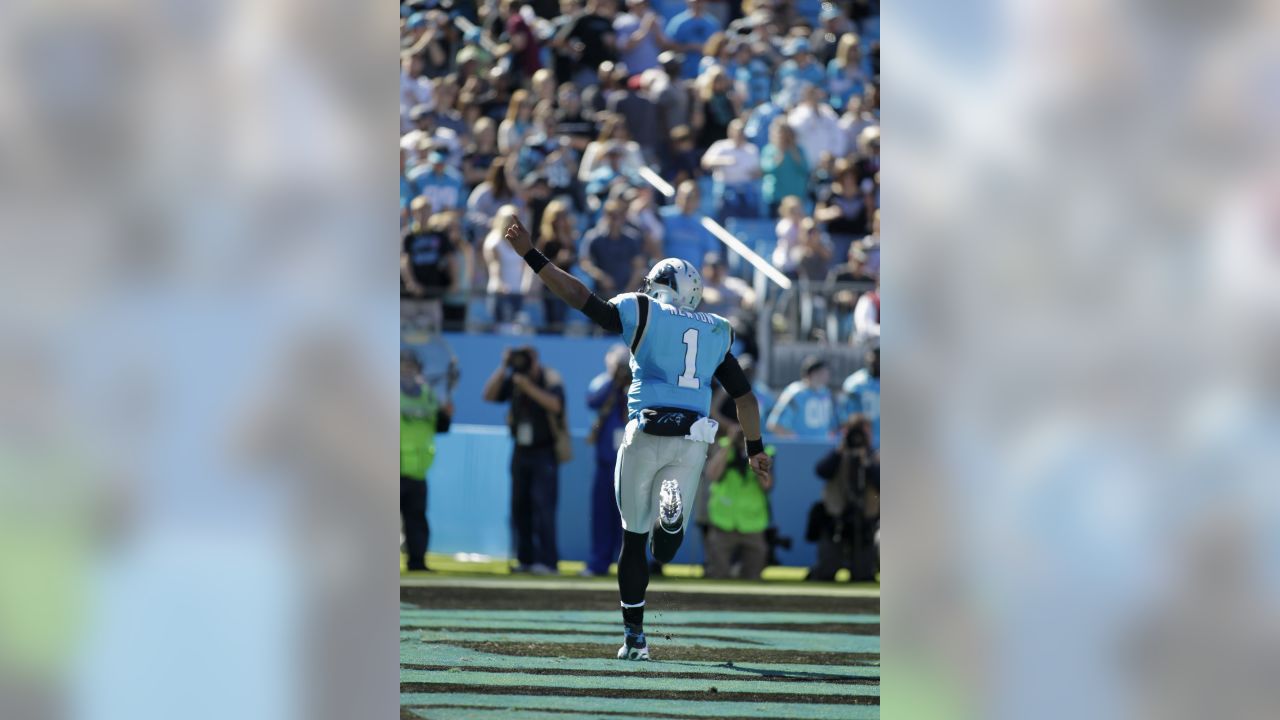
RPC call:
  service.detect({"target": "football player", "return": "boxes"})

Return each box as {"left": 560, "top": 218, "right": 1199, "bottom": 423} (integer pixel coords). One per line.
{"left": 503, "top": 218, "right": 772, "bottom": 660}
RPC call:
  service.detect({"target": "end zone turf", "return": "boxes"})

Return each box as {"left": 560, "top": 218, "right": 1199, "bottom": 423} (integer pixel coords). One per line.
{"left": 401, "top": 570, "right": 880, "bottom": 719}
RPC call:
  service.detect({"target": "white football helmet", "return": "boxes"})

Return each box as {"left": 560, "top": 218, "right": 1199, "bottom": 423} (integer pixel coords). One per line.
{"left": 641, "top": 258, "right": 703, "bottom": 310}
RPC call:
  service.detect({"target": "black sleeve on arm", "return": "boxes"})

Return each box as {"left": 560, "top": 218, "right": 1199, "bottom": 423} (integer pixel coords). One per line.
{"left": 580, "top": 293, "right": 623, "bottom": 335}
{"left": 713, "top": 352, "right": 752, "bottom": 399}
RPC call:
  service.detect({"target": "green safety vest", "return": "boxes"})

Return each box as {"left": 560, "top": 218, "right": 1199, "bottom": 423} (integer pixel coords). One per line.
{"left": 706, "top": 439, "right": 775, "bottom": 534}
{"left": 400, "top": 382, "right": 440, "bottom": 480}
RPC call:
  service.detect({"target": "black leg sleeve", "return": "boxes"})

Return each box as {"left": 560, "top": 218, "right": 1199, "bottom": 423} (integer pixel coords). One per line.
{"left": 649, "top": 523, "right": 685, "bottom": 564}
{"left": 618, "top": 530, "right": 651, "bottom": 616}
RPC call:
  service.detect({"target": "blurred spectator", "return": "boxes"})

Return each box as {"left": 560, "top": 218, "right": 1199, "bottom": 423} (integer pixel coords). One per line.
{"left": 664, "top": 125, "right": 702, "bottom": 186}
{"left": 585, "top": 144, "right": 639, "bottom": 208}
{"left": 483, "top": 206, "right": 531, "bottom": 328}
{"left": 482, "top": 346, "right": 567, "bottom": 574}
{"left": 827, "top": 33, "right": 868, "bottom": 112}
{"left": 614, "top": 0, "right": 667, "bottom": 74}
{"left": 694, "top": 65, "right": 741, "bottom": 148}
{"left": 536, "top": 199, "right": 581, "bottom": 332}
{"left": 606, "top": 69, "right": 663, "bottom": 162}
{"left": 581, "top": 198, "right": 648, "bottom": 297}
{"left": 841, "top": 346, "right": 880, "bottom": 451}
{"left": 624, "top": 184, "right": 665, "bottom": 257}
{"left": 793, "top": 218, "right": 834, "bottom": 282}
{"left": 660, "top": 180, "right": 721, "bottom": 266}
{"left": 553, "top": 83, "right": 596, "bottom": 147}
{"left": 699, "top": 253, "right": 755, "bottom": 317}
{"left": 401, "top": 349, "right": 453, "bottom": 572}
{"left": 732, "top": 39, "right": 773, "bottom": 110}
{"left": 773, "top": 195, "right": 806, "bottom": 273}
{"left": 402, "top": 203, "right": 462, "bottom": 310}
{"left": 583, "top": 346, "right": 632, "bottom": 575}
{"left": 812, "top": 5, "right": 852, "bottom": 65}
{"left": 530, "top": 68, "right": 558, "bottom": 107}
{"left": 654, "top": 52, "right": 696, "bottom": 147}
{"left": 467, "top": 161, "right": 526, "bottom": 244}
{"left": 519, "top": 130, "right": 581, "bottom": 206}
{"left": 666, "top": 0, "right": 722, "bottom": 79}
{"left": 703, "top": 427, "right": 775, "bottom": 580}
{"left": 702, "top": 118, "right": 762, "bottom": 220}
{"left": 852, "top": 277, "right": 880, "bottom": 346}
{"left": 788, "top": 84, "right": 845, "bottom": 176}
{"left": 743, "top": 86, "right": 785, "bottom": 148}
{"left": 698, "top": 32, "right": 732, "bottom": 75}
{"left": 498, "top": 89, "right": 536, "bottom": 154}
{"left": 402, "top": 103, "right": 462, "bottom": 166}
{"left": 853, "top": 124, "right": 880, "bottom": 197}
{"left": 555, "top": 0, "right": 620, "bottom": 87}
{"left": 859, "top": 208, "right": 880, "bottom": 277}
{"left": 767, "top": 355, "right": 839, "bottom": 438}
{"left": 432, "top": 75, "right": 470, "bottom": 140}
{"left": 777, "top": 37, "right": 825, "bottom": 92}
{"left": 401, "top": 56, "right": 435, "bottom": 130}
{"left": 807, "top": 416, "right": 878, "bottom": 582}
{"left": 400, "top": 148, "right": 418, "bottom": 212}
{"left": 504, "top": 0, "right": 544, "bottom": 80}
{"left": 815, "top": 157, "right": 872, "bottom": 259}
{"left": 761, "top": 119, "right": 810, "bottom": 216}
{"left": 461, "top": 118, "right": 501, "bottom": 187}
{"left": 578, "top": 114, "right": 645, "bottom": 183}
{"left": 582, "top": 61, "right": 624, "bottom": 117}
{"left": 838, "top": 93, "right": 878, "bottom": 154}
{"left": 408, "top": 145, "right": 466, "bottom": 213}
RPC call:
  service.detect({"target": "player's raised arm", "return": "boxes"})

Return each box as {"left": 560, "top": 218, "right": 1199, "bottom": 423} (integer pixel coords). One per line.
{"left": 504, "top": 218, "right": 623, "bottom": 335}
{"left": 713, "top": 352, "right": 773, "bottom": 483}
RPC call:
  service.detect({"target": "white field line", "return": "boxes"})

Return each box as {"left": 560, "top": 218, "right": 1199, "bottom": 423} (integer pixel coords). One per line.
{"left": 400, "top": 576, "right": 879, "bottom": 598}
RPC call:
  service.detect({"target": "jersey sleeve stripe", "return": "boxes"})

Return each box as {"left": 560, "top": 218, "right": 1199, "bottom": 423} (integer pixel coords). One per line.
{"left": 630, "top": 294, "right": 651, "bottom": 354}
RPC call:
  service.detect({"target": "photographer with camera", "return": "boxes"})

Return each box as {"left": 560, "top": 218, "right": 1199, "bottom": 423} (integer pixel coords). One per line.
{"left": 702, "top": 425, "right": 776, "bottom": 580}
{"left": 582, "top": 345, "right": 632, "bottom": 576}
{"left": 482, "top": 345, "right": 569, "bottom": 574}
{"left": 806, "top": 415, "right": 879, "bottom": 582}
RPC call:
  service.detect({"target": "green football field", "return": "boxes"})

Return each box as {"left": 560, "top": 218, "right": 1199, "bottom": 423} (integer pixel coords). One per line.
{"left": 401, "top": 558, "right": 880, "bottom": 719}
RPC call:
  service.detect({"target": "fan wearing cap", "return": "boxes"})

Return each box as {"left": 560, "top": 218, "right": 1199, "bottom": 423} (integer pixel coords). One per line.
{"left": 406, "top": 143, "right": 465, "bottom": 213}
{"left": 502, "top": 217, "right": 771, "bottom": 662}
{"left": 776, "top": 36, "right": 826, "bottom": 93}
{"left": 766, "top": 355, "right": 840, "bottom": 439}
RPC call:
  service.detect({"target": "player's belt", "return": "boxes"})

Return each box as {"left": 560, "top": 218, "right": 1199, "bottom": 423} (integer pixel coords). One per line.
{"left": 637, "top": 407, "right": 702, "bottom": 437}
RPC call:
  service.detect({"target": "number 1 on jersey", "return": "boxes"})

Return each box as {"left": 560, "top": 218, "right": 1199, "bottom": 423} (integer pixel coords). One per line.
{"left": 678, "top": 328, "right": 700, "bottom": 389}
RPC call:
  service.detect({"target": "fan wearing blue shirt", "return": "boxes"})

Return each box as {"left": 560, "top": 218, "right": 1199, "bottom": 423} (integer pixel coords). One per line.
{"left": 776, "top": 38, "right": 826, "bottom": 95}
{"left": 660, "top": 180, "right": 721, "bottom": 267}
{"left": 841, "top": 346, "right": 880, "bottom": 450}
{"left": 407, "top": 147, "right": 465, "bottom": 212}
{"left": 665, "top": 0, "right": 721, "bottom": 79}
{"left": 767, "top": 356, "right": 840, "bottom": 439}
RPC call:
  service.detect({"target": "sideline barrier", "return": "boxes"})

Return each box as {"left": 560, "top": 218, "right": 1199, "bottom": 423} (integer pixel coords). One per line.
{"left": 426, "top": 426, "right": 839, "bottom": 569}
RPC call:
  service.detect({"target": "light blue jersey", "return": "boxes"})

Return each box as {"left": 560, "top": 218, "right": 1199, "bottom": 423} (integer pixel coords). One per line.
{"left": 610, "top": 293, "right": 733, "bottom": 420}
{"left": 768, "top": 381, "right": 839, "bottom": 438}
{"left": 842, "top": 369, "right": 880, "bottom": 450}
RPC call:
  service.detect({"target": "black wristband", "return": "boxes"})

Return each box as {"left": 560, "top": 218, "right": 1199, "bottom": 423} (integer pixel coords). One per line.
{"left": 745, "top": 437, "right": 765, "bottom": 456}
{"left": 523, "top": 248, "right": 550, "bottom": 273}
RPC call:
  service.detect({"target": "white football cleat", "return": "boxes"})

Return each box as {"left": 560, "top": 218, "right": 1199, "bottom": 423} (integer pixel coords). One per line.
{"left": 617, "top": 626, "right": 650, "bottom": 661}
{"left": 658, "top": 479, "right": 682, "bottom": 532}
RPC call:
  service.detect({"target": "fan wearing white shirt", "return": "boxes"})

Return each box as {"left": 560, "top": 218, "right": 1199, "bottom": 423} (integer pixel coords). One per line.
{"left": 787, "top": 84, "right": 845, "bottom": 173}
{"left": 701, "top": 119, "right": 763, "bottom": 220}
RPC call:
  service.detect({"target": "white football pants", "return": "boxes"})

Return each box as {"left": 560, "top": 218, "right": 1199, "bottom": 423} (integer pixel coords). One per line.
{"left": 613, "top": 417, "right": 715, "bottom": 533}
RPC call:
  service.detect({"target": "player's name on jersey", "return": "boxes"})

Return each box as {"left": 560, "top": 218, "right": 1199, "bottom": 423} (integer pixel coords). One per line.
{"left": 657, "top": 303, "right": 719, "bottom": 326}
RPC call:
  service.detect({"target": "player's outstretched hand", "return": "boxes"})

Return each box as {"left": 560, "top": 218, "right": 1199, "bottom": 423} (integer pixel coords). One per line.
{"left": 748, "top": 452, "right": 773, "bottom": 488}
{"left": 504, "top": 217, "right": 533, "bottom": 255}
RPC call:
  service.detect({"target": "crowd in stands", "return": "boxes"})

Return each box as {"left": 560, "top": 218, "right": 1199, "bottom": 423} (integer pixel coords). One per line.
{"left": 400, "top": 0, "right": 880, "bottom": 343}
{"left": 400, "top": 0, "right": 881, "bottom": 580}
